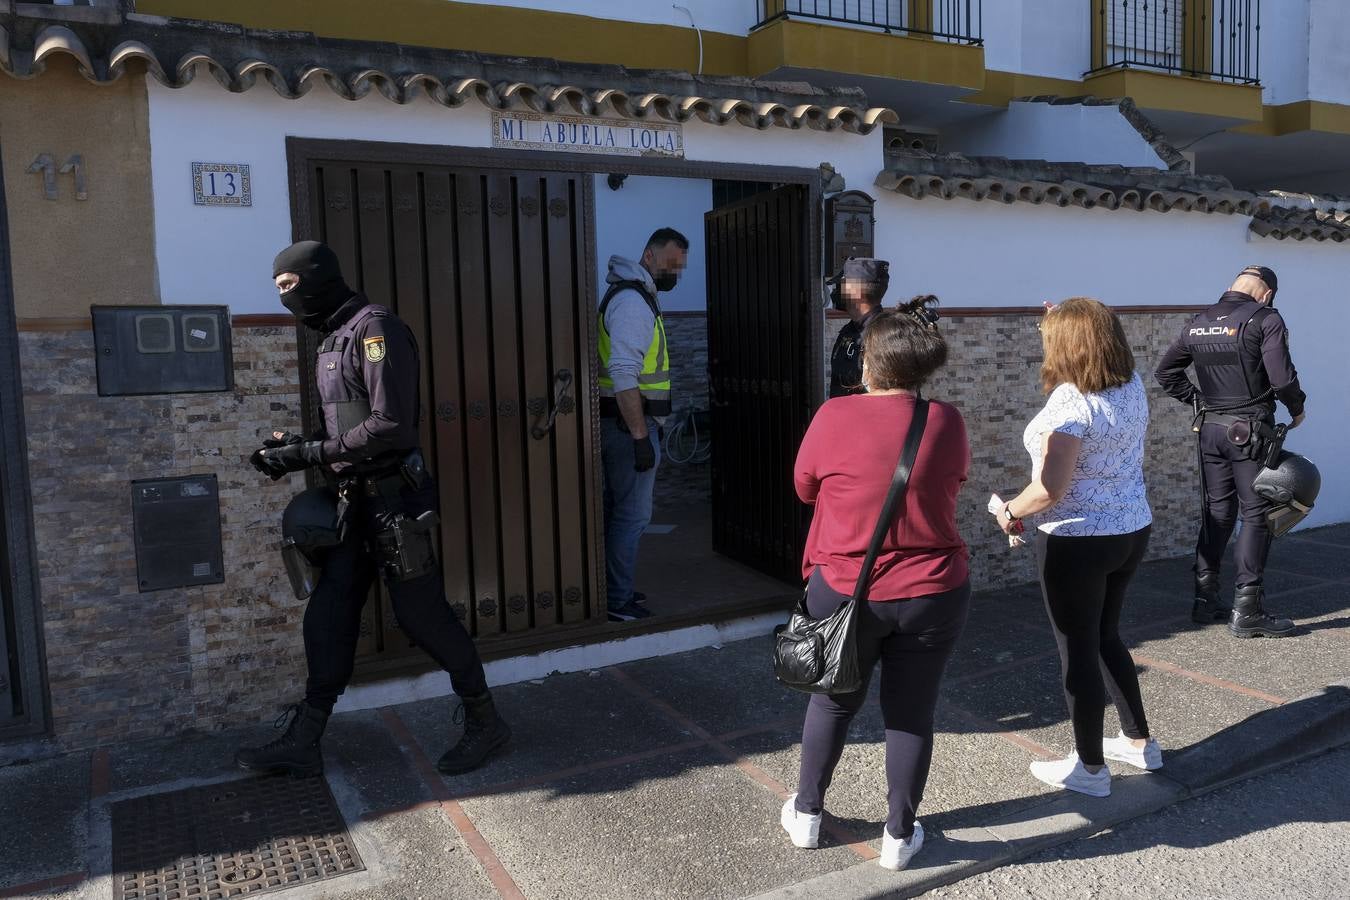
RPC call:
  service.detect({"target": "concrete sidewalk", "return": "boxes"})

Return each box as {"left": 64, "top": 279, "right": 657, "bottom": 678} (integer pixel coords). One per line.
{"left": 4, "top": 525, "right": 1349, "bottom": 900}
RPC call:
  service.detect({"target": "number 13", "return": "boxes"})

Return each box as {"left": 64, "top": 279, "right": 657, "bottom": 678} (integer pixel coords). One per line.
{"left": 206, "top": 172, "right": 237, "bottom": 197}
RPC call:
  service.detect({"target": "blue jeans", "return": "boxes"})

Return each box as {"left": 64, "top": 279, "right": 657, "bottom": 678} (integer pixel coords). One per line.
{"left": 601, "top": 416, "right": 660, "bottom": 609}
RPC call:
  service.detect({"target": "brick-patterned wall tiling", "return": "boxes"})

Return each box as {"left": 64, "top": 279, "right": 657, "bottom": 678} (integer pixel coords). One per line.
{"left": 20, "top": 324, "right": 309, "bottom": 750}
{"left": 655, "top": 314, "right": 711, "bottom": 517}
{"left": 826, "top": 310, "right": 1198, "bottom": 605}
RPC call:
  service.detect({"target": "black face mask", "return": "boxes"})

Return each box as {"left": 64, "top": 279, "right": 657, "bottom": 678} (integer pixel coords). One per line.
{"left": 653, "top": 270, "right": 679, "bottom": 293}
{"left": 272, "top": 241, "right": 353, "bottom": 329}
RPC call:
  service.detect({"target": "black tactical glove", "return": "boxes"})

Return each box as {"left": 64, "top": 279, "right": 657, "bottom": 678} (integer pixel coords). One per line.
{"left": 255, "top": 441, "right": 325, "bottom": 480}
{"left": 263, "top": 431, "right": 304, "bottom": 449}
{"left": 632, "top": 435, "right": 656, "bottom": 473}
{"left": 249, "top": 431, "right": 305, "bottom": 480}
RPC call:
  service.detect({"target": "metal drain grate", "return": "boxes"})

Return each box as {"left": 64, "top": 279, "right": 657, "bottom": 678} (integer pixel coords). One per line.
{"left": 111, "top": 775, "right": 364, "bottom": 900}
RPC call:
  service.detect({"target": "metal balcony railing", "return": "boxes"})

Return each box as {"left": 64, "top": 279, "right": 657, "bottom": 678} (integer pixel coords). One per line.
{"left": 758, "top": 1, "right": 983, "bottom": 46}
{"left": 1089, "top": 0, "right": 1260, "bottom": 85}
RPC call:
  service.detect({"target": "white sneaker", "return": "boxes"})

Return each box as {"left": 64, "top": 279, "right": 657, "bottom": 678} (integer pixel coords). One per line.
{"left": 879, "top": 820, "right": 924, "bottom": 871}
{"left": 1029, "top": 753, "right": 1112, "bottom": 797}
{"left": 780, "top": 795, "right": 821, "bottom": 849}
{"left": 1101, "top": 732, "right": 1163, "bottom": 771}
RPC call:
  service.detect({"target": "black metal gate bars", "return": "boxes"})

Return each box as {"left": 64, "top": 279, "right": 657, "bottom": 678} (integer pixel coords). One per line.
{"left": 705, "top": 185, "right": 814, "bottom": 583}
{"left": 302, "top": 161, "right": 603, "bottom": 658}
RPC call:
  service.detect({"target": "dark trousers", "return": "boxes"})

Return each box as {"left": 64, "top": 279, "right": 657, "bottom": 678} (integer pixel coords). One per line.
{"left": 303, "top": 478, "right": 487, "bottom": 713}
{"left": 1196, "top": 423, "right": 1272, "bottom": 588}
{"left": 1036, "top": 527, "right": 1151, "bottom": 766}
{"left": 795, "top": 568, "right": 970, "bottom": 840}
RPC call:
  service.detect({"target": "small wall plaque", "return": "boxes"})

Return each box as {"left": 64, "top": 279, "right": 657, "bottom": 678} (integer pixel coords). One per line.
{"left": 492, "top": 112, "right": 684, "bottom": 158}
{"left": 192, "top": 162, "right": 252, "bottom": 207}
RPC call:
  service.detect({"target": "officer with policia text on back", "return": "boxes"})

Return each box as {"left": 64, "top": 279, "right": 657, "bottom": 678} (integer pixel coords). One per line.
{"left": 598, "top": 228, "right": 688, "bottom": 622}
{"left": 239, "top": 241, "right": 509, "bottom": 777}
{"left": 828, "top": 258, "right": 890, "bottom": 398}
{"left": 1155, "top": 265, "right": 1306, "bottom": 638}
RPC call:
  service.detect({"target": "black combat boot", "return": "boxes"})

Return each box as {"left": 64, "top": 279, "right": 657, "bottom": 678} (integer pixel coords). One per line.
{"left": 235, "top": 702, "right": 329, "bottom": 777}
{"left": 436, "top": 692, "right": 511, "bottom": 775}
{"left": 1229, "top": 585, "right": 1296, "bottom": 638}
{"left": 1192, "top": 573, "right": 1232, "bottom": 624}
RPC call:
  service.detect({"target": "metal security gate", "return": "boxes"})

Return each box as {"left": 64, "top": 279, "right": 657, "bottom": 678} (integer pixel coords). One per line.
{"left": 1, "top": 139, "right": 45, "bottom": 735}
{"left": 1, "top": 504, "right": 17, "bottom": 724}
{"left": 299, "top": 159, "right": 602, "bottom": 657}
{"left": 705, "top": 184, "right": 813, "bottom": 582}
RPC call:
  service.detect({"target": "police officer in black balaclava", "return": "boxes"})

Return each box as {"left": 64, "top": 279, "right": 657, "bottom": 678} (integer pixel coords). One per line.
{"left": 1156, "top": 265, "right": 1307, "bottom": 639}
{"left": 828, "top": 258, "right": 890, "bottom": 398}
{"left": 237, "top": 240, "right": 510, "bottom": 778}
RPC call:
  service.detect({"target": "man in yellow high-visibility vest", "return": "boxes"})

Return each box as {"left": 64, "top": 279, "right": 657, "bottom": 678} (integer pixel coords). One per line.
{"left": 598, "top": 228, "right": 688, "bottom": 622}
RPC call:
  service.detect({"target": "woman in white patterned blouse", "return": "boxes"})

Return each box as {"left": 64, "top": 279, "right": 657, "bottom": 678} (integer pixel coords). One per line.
{"left": 994, "top": 298, "right": 1161, "bottom": 798}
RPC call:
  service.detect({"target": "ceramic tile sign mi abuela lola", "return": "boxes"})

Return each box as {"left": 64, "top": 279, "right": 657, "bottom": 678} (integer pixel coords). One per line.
{"left": 192, "top": 162, "right": 252, "bottom": 207}
{"left": 492, "top": 112, "right": 684, "bottom": 158}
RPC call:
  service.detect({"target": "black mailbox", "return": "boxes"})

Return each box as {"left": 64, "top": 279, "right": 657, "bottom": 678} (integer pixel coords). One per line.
{"left": 92, "top": 305, "right": 233, "bottom": 396}
{"left": 131, "top": 474, "right": 225, "bottom": 592}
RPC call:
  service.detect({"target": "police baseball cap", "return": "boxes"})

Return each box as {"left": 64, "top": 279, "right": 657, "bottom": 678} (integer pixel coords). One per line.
{"left": 830, "top": 257, "right": 890, "bottom": 287}
{"left": 1239, "top": 265, "right": 1278, "bottom": 296}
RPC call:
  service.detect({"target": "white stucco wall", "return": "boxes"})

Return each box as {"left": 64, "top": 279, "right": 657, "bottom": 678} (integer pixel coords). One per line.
{"left": 459, "top": 0, "right": 758, "bottom": 36}
{"left": 868, "top": 192, "right": 1349, "bottom": 525}
{"left": 943, "top": 101, "right": 1169, "bottom": 168}
{"left": 593, "top": 175, "right": 712, "bottom": 313}
{"left": 981, "top": 0, "right": 1089, "bottom": 80}
{"left": 147, "top": 81, "right": 494, "bottom": 316}
{"left": 1308, "top": 0, "right": 1350, "bottom": 106}
{"left": 145, "top": 77, "right": 879, "bottom": 317}
{"left": 1255, "top": 0, "right": 1311, "bottom": 106}
{"left": 146, "top": 79, "right": 1348, "bottom": 526}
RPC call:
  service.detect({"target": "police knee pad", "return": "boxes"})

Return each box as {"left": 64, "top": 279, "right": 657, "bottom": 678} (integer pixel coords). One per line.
{"left": 374, "top": 511, "right": 440, "bottom": 583}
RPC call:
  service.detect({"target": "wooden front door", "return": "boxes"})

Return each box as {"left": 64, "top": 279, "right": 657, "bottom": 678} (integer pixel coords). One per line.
{"left": 704, "top": 184, "right": 813, "bottom": 583}
{"left": 300, "top": 161, "right": 603, "bottom": 657}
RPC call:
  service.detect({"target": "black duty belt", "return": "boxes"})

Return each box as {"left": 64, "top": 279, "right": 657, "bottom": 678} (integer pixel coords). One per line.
{"left": 1202, "top": 414, "right": 1251, "bottom": 430}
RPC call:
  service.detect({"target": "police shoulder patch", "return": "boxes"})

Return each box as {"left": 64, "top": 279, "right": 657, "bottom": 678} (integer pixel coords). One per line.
{"left": 364, "top": 336, "right": 386, "bottom": 363}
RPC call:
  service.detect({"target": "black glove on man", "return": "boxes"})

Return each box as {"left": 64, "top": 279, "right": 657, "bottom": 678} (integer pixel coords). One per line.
{"left": 632, "top": 435, "right": 656, "bottom": 473}
{"left": 249, "top": 434, "right": 324, "bottom": 481}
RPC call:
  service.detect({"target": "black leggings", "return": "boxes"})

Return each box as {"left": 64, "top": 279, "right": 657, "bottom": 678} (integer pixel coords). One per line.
{"left": 1036, "top": 526, "right": 1151, "bottom": 766}
{"left": 303, "top": 479, "right": 487, "bottom": 713}
{"left": 795, "top": 568, "right": 970, "bottom": 840}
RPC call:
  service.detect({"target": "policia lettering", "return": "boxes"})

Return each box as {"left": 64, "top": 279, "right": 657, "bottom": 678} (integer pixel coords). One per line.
{"left": 1155, "top": 265, "right": 1306, "bottom": 638}
{"left": 238, "top": 240, "right": 509, "bottom": 779}
{"left": 598, "top": 279, "right": 671, "bottom": 417}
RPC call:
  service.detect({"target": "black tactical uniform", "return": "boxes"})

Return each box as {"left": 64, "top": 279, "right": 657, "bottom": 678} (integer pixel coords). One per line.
{"left": 829, "top": 309, "right": 880, "bottom": 398}
{"left": 238, "top": 241, "right": 509, "bottom": 776}
{"left": 828, "top": 258, "right": 889, "bottom": 399}
{"left": 1155, "top": 266, "right": 1305, "bottom": 636}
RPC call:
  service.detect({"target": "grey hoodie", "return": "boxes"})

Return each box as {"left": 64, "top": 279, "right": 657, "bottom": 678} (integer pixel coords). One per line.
{"left": 602, "top": 255, "right": 660, "bottom": 395}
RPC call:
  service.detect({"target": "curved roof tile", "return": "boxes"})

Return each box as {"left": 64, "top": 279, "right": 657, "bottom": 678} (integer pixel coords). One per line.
{"left": 1, "top": 14, "right": 896, "bottom": 134}
{"left": 1250, "top": 206, "right": 1350, "bottom": 243}
{"left": 876, "top": 150, "right": 1269, "bottom": 217}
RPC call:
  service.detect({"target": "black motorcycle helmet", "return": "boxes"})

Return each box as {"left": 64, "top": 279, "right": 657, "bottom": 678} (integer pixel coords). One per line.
{"left": 1253, "top": 451, "right": 1320, "bottom": 537}
{"left": 280, "top": 486, "right": 343, "bottom": 599}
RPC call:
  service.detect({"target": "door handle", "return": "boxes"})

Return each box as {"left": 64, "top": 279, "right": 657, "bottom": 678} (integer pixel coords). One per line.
{"left": 531, "top": 369, "right": 574, "bottom": 439}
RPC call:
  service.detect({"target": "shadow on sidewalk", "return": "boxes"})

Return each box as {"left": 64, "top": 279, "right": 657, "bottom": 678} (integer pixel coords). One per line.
{"left": 6, "top": 529, "right": 1347, "bottom": 897}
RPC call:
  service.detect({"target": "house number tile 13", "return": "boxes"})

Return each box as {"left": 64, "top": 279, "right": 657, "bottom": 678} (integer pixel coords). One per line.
{"left": 192, "top": 162, "right": 252, "bottom": 207}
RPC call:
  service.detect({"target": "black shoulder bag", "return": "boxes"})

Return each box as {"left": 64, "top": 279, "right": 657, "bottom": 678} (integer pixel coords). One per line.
{"left": 773, "top": 398, "right": 930, "bottom": 695}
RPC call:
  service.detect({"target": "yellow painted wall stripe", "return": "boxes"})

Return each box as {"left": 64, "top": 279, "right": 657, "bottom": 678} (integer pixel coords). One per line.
{"left": 139, "top": 0, "right": 749, "bottom": 75}
{"left": 748, "top": 19, "right": 984, "bottom": 90}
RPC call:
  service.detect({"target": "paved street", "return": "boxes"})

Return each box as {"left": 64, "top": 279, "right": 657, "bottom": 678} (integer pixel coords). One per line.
{"left": 2, "top": 524, "right": 1348, "bottom": 900}
{"left": 929, "top": 744, "right": 1350, "bottom": 900}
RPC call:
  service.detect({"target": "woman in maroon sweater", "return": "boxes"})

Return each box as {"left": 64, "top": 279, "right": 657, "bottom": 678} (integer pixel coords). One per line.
{"left": 781, "top": 297, "right": 970, "bottom": 872}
